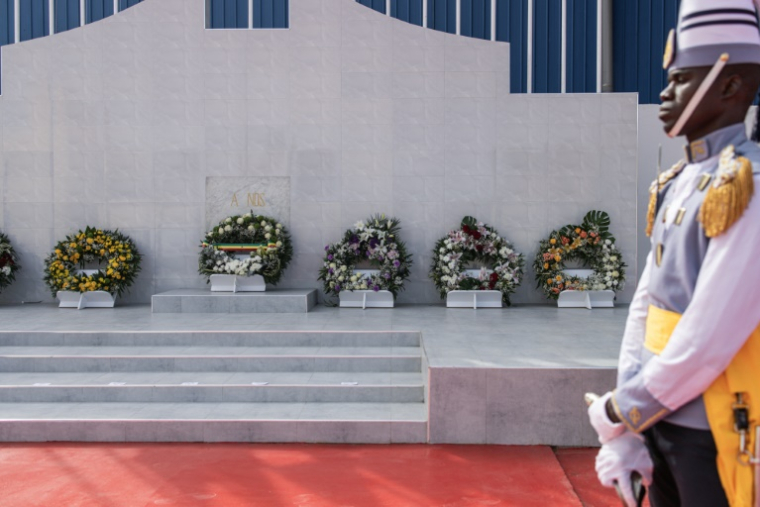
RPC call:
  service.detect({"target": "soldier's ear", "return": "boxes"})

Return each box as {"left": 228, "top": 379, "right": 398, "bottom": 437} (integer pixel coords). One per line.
{"left": 721, "top": 73, "right": 743, "bottom": 99}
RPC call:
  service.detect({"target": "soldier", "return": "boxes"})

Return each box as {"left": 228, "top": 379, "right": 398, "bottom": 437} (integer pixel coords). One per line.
{"left": 587, "top": 1, "right": 760, "bottom": 506}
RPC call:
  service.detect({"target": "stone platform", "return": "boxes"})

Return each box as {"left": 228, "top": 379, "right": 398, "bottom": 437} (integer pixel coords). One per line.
{"left": 0, "top": 303, "right": 626, "bottom": 445}
{"left": 151, "top": 289, "right": 317, "bottom": 313}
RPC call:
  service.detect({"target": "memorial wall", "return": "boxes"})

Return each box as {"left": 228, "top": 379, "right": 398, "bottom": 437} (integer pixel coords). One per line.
{"left": 0, "top": 0, "right": 638, "bottom": 305}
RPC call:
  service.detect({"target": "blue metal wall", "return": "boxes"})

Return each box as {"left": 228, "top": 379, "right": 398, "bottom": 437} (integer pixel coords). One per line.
{"left": 118, "top": 0, "right": 141, "bottom": 10}
{"left": 566, "top": 0, "right": 596, "bottom": 93}
{"left": 208, "top": 0, "right": 248, "bottom": 28}
{"left": 86, "top": 0, "right": 115, "bottom": 24}
{"left": 0, "top": 0, "right": 12, "bottom": 47}
{"left": 613, "top": 0, "right": 679, "bottom": 104}
{"left": 495, "top": 0, "right": 526, "bottom": 94}
{"left": 428, "top": 0, "right": 456, "bottom": 34}
{"left": 54, "top": 0, "right": 79, "bottom": 33}
{"left": 532, "top": 0, "right": 560, "bottom": 93}
{"left": 20, "top": 0, "right": 49, "bottom": 41}
{"left": 357, "top": 0, "right": 386, "bottom": 15}
{"left": 392, "top": 0, "right": 423, "bottom": 26}
{"left": 460, "top": 0, "right": 490, "bottom": 39}
{"left": 253, "top": 0, "right": 288, "bottom": 29}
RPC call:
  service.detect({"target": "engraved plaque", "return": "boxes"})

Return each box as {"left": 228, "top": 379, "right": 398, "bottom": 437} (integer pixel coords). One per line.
{"left": 205, "top": 177, "right": 291, "bottom": 230}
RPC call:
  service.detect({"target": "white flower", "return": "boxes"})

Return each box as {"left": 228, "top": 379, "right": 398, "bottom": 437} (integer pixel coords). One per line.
{"left": 245, "top": 213, "right": 252, "bottom": 218}
{"left": 265, "top": 233, "right": 271, "bottom": 239}
{"left": 612, "top": 271, "right": 619, "bottom": 278}
{"left": 355, "top": 221, "right": 365, "bottom": 231}
{"left": 218, "top": 227, "right": 224, "bottom": 234}
{"left": 225, "top": 218, "right": 232, "bottom": 223}
{"left": 605, "top": 239, "right": 612, "bottom": 245}
{"left": 360, "top": 283, "right": 368, "bottom": 289}
{"left": 261, "top": 220, "right": 267, "bottom": 226}
{"left": 329, "top": 263, "right": 336, "bottom": 269}
{"left": 276, "top": 223, "right": 282, "bottom": 229}
{"left": 443, "top": 255, "right": 450, "bottom": 262}
{"left": 237, "top": 218, "right": 244, "bottom": 225}
{"left": 247, "top": 225, "right": 254, "bottom": 231}
{"left": 276, "top": 241, "right": 282, "bottom": 247}
{"left": 224, "top": 225, "right": 232, "bottom": 232}
{"left": 350, "top": 275, "right": 357, "bottom": 282}
{"left": 340, "top": 265, "right": 347, "bottom": 272}
{"left": 338, "top": 275, "right": 345, "bottom": 282}
{"left": 265, "top": 225, "right": 272, "bottom": 232}
{"left": 610, "top": 256, "right": 618, "bottom": 262}
{"left": 439, "top": 247, "right": 446, "bottom": 254}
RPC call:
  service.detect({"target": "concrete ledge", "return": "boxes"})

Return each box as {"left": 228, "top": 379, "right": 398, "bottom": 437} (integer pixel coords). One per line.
{"left": 151, "top": 289, "right": 318, "bottom": 313}
{"left": 428, "top": 366, "right": 616, "bottom": 447}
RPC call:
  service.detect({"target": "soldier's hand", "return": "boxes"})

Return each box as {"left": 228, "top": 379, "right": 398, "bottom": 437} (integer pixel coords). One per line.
{"left": 588, "top": 391, "right": 625, "bottom": 443}
{"left": 596, "top": 432, "right": 652, "bottom": 507}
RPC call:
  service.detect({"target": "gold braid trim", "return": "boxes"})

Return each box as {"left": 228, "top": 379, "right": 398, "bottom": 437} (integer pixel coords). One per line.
{"left": 646, "top": 160, "right": 686, "bottom": 237}
{"left": 698, "top": 146, "right": 755, "bottom": 237}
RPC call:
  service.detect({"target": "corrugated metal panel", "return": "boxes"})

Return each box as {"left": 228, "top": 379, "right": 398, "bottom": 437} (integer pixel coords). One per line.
{"left": 391, "top": 0, "right": 423, "bottom": 26}
{"left": 613, "top": 0, "right": 679, "bottom": 103}
{"left": 253, "top": 0, "right": 288, "bottom": 29}
{"left": 20, "top": 0, "right": 49, "bottom": 41}
{"left": 357, "top": 0, "right": 386, "bottom": 15}
{"left": 566, "top": 0, "right": 596, "bottom": 93}
{"left": 118, "top": 0, "right": 141, "bottom": 10}
{"left": 209, "top": 0, "right": 247, "bottom": 28}
{"left": 0, "top": 0, "right": 13, "bottom": 46}
{"left": 86, "top": 0, "right": 114, "bottom": 23}
{"left": 428, "top": 0, "right": 456, "bottom": 34}
{"left": 55, "top": 0, "right": 80, "bottom": 33}
{"left": 532, "top": 0, "right": 561, "bottom": 93}
{"left": 496, "top": 0, "right": 527, "bottom": 94}
{"left": 461, "top": 0, "right": 490, "bottom": 39}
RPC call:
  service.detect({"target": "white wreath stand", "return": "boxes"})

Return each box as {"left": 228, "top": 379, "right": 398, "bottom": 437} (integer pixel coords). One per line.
{"left": 445, "top": 269, "right": 503, "bottom": 309}
{"left": 209, "top": 274, "right": 266, "bottom": 292}
{"left": 556, "top": 269, "right": 615, "bottom": 309}
{"left": 207, "top": 252, "right": 267, "bottom": 292}
{"left": 339, "top": 269, "right": 394, "bottom": 308}
{"left": 57, "top": 270, "right": 116, "bottom": 309}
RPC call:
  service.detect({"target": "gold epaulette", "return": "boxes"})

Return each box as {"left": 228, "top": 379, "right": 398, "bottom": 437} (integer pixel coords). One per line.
{"left": 646, "top": 160, "right": 686, "bottom": 237}
{"left": 698, "top": 145, "right": 755, "bottom": 237}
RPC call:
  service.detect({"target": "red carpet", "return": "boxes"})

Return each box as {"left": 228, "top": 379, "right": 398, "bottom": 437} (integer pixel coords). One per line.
{"left": 0, "top": 444, "right": 621, "bottom": 507}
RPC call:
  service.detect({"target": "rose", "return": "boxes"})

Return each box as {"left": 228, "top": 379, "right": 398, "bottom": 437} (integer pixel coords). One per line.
{"left": 237, "top": 218, "right": 244, "bottom": 225}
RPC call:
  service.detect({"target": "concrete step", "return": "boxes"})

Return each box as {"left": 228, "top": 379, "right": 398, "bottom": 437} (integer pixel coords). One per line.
{"left": 0, "top": 371, "right": 424, "bottom": 385}
{"left": 0, "top": 372, "right": 425, "bottom": 403}
{"left": 0, "top": 331, "right": 421, "bottom": 347}
{"left": 0, "top": 354, "right": 422, "bottom": 373}
{"left": 0, "top": 402, "right": 429, "bottom": 443}
{"left": 0, "top": 346, "right": 422, "bottom": 356}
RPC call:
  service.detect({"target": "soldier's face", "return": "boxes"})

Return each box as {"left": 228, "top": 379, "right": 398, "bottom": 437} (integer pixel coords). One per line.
{"left": 659, "top": 66, "right": 718, "bottom": 137}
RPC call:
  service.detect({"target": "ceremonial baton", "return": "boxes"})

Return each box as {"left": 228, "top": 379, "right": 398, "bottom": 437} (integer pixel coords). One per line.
{"left": 585, "top": 392, "right": 646, "bottom": 507}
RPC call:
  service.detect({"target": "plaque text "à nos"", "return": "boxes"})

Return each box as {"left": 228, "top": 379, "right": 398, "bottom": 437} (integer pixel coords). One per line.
{"left": 231, "top": 192, "right": 266, "bottom": 207}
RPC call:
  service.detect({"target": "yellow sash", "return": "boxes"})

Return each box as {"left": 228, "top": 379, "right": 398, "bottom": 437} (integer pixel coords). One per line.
{"left": 644, "top": 305, "right": 760, "bottom": 507}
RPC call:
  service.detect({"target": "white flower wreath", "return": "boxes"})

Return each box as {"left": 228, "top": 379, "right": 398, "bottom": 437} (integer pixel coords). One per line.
{"left": 430, "top": 217, "right": 524, "bottom": 305}
{"left": 319, "top": 215, "right": 412, "bottom": 299}
{"left": 199, "top": 212, "right": 293, "bottom": 285}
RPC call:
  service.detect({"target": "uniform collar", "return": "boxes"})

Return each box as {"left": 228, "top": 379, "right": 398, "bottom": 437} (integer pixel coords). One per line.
{"left": 684, "top": 123, "right": 747, "bottom": 164}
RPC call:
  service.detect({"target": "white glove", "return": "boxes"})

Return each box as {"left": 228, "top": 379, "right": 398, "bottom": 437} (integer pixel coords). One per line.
{"left": 588, "top": 391, "right": 625, "bottom": 444}
{"left": 596, "top": 432, "right": 653, "bottom": 507}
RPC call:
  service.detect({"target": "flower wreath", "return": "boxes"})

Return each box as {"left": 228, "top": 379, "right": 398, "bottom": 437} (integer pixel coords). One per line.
{"left": 43, "top": 227, "right": 142, "bottom": 297}
{"left": 199, "top": 212, "right": 293, "bottom": 285}
{"left": 430, "top": 217, "right": 524, "bottom": 306}
{"left": 533, "top": 210, "right": 626, "bottom": 300}
{"left": 319, "top": 215, "right": 412, "bottom": 298}
{"left": 0, "top": 232, "right": 21, "bottom": 293}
